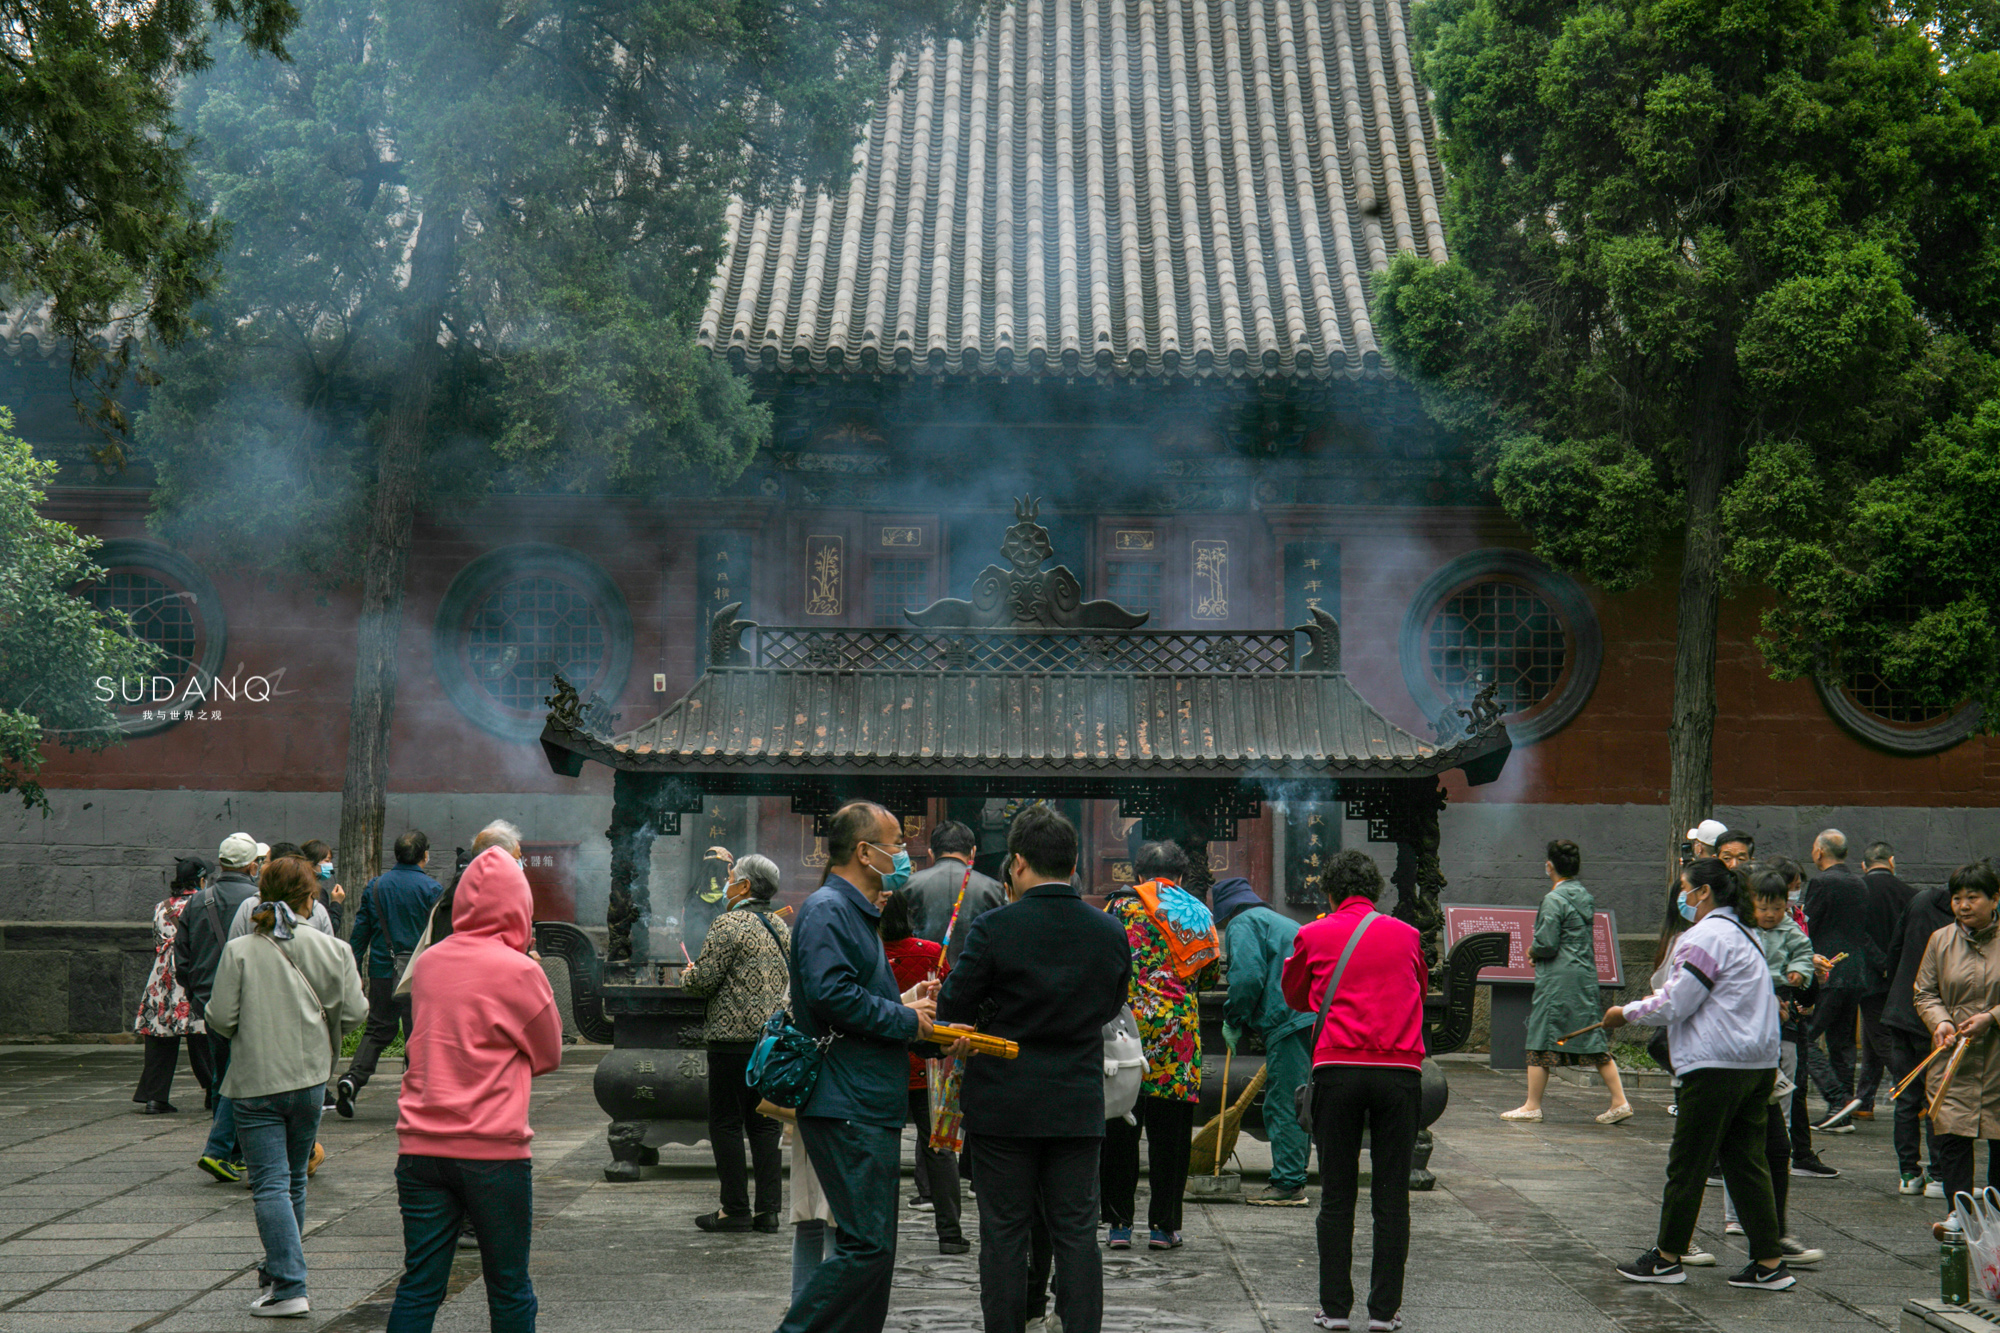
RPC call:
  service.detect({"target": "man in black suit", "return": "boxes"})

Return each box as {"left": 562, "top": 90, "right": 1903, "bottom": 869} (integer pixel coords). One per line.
{"left": 938, "top": 805, "right": 1131, "bottom": 1333}
{"left": 1803, "top": 828, "right": 1880, "bottom": 1131}
{"left": 1855, "top": 841, "right": 1921, "bottom": 1118}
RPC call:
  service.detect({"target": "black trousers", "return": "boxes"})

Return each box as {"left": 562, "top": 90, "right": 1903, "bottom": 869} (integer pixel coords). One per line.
{"left": 1658, "top": 1068, "right": 1781, "bottom": 1263}
{"left": 972, "top": 1135, "right": 1103, "bottom": 1333}
{"left": 1805, "top": 989, "right": 1861, "bottom": 1110}
{"left": 343, "top": 976, "right": 414, "bottom": 1091}
{"left": 1889, "top": 1028, "right": 1938, "bottom": 1178}
{"left": 1930, "top": 1134, "right": 2000, "bottom": 1209}
{"left": 907, "top": 1088, "right": 965, "bottom": 1244}
{"left": 705, "top": 1050, "right": 782, "bottom": 1218}
{"left": 1099, "top": 1096, "right": 1196, "bottom": 1233}
{"left": 778, "top": 1117, "right": 902, "bottom": 1333}
{"left": 1311, "top": 1065, "right": 1420, "bottom": 1323}
{"left": 134, "top": 1032, "right": 213, "bottom": 1105}
{"left": 1783, "top": 1021, "right": 1816, "bottom": 1163}
{"left": 1855, "top": 993, "right": 1895, "bottom": 1108}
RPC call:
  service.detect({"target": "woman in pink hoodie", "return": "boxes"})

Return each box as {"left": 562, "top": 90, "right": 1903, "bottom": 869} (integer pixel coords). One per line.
{"left": 1281, "top": 850, "right": 1430, "bottom": 1333}
{"left": 386, "top": 845, "right": 563, "bottom": 1333}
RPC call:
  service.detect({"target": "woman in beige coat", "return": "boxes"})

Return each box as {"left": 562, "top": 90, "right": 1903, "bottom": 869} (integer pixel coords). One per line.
{"left": 1912, "top": 861, "right": 2000, "bottom": 1220}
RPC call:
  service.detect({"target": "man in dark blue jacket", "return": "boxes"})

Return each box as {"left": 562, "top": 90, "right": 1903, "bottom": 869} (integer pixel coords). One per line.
{"left": 939, "top": 805, "right": 1131, "bottom": 1333}
{"left": 778, "top": 802, "right": 939, "bottom": 1333}
{"left": 334, "top": 829, "right": 443, "bottom": 1117}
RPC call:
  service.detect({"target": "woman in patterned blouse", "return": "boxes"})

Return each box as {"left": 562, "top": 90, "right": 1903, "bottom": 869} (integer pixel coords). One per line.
{"left": 1098, "top": 841, "right": 1222, "bottom": 1251}
{"left": 133, "top": 857, "right": 216, "bottom": 1113}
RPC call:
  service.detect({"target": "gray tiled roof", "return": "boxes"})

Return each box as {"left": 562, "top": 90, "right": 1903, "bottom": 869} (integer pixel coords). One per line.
{"left": 700, "top": 0, "right": 1448, "bottom": 381}
{"left": 542, "top": 665, "right": 1510, "bottom": 783}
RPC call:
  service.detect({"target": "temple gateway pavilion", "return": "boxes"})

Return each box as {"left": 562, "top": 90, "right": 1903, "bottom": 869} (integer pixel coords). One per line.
{"left": 6, "top": 0, "right": 1994, "bottom": 1001}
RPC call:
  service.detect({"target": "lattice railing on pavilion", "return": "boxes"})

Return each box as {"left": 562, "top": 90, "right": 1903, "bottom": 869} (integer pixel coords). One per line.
{"left": 745, "top": 625, "right": 1300, "bottom": 674}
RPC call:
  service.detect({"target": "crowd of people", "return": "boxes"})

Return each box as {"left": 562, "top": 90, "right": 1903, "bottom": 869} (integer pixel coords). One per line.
{"left": 129, "top": 801, "right": 2000, "bottom": 1330}
{"left": 134, "top": 820, "right": 561, "bottom": 1326}
{"left": 1500, "top": 819, "right": 1999, "bottom": 1294}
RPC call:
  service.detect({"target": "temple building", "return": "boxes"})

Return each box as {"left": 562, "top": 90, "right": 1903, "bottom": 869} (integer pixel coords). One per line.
{"left": 3, "top": 0, "right": 1994, "bottom": 1008}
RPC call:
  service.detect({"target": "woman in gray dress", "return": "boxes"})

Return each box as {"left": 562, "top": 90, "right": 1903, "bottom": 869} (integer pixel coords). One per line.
{"left": 1502, "top": 840, "right": 1633, "bottom": 1124}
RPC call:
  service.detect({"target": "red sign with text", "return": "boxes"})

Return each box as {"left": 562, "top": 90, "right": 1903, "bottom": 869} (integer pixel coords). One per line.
{"left": 1443, "top": 903, "right": 1622, "bottom": 987}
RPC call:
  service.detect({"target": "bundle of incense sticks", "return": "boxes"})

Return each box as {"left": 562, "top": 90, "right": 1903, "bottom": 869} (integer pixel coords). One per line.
{"left": 933, "top": 1024, "right": 1020, "bottom": 1059}
{"left": 1555, "top": 1021, "right": 1605, "bottom": 1046}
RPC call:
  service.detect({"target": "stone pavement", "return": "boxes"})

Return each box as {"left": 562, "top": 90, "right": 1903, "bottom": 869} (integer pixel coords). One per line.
{"left": 0, "top": 1044, "right": 1948, "bottom": 1333}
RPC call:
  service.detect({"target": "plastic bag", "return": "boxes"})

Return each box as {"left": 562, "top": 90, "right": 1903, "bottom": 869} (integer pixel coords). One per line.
{"left": 928, "top": 1056, "right": 963, "bottom": 1153}
{"left": 1954, "top": 1188, "right": 2000, "bottom": 1300}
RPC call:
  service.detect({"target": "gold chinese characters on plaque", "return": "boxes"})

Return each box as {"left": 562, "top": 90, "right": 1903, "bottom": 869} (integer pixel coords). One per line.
{"left": 1192, "top": 540, "right": 1229, "bottom": 620}
{"left": 801, "top": 819, "right": 829, "bottom": 868}
{"left": 880, "top": 526, "right": 921, "bottom": 548}
{"left": 1114, "top": 530, "right": 1156, "bottom": 551}
{"left": 805, "top": 535, "right": 843, "bottom": 616}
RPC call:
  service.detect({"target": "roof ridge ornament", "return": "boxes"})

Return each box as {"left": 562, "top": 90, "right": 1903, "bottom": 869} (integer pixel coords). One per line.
{"left": 1294, "top": 605, "right": 1341, "bottom": 672}
{"left": 904, "top": 496, "right": 1149, "bottom": 630}
{"left": 708, "top": 601, "right": 757, "bottom": 667}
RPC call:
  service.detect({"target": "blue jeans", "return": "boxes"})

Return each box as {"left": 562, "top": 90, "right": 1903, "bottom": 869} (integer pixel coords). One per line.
{"left": 201, "top": 1035, "right": 240, "bottom": 1165}
{"left": 386, "top": 1155, "right": 537, "bottom": 1333}
{"left": 234, "top": 1083, "right": 325, "bottom": 1302}
{"left": 791, "top": 1220, "right": 834, "bottom": 1305}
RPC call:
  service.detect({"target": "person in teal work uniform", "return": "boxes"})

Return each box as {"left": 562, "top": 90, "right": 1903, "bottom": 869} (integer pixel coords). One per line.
{"left": 1210, "top": 877, "right": 1316, "bottom": 1206}
{"left": 1502, "top": 840, "right": 1633, "bottom": 1125}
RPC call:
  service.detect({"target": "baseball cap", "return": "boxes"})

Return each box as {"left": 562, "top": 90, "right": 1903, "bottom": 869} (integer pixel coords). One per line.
{"left": 256, "top": 842, "right": 271, "bottom": 860}
{"left": 1685, "top": 819, "right": 1730, "bottom": 848}
{"left": 218, "top": 832, "right": 259, "bottom": 867}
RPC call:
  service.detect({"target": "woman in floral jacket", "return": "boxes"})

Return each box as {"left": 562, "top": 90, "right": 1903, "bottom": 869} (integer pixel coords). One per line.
{"left": 132, "top": 857, "right": 216, "bottom": 1113}
{"left": 1099, "top": 842, "right": 1222, "bottom": 1251}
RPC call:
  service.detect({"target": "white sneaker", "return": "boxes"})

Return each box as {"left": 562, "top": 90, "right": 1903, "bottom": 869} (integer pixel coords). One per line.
{"left": 1682, "top": 1248, "right": 1717, "bottom": 1266}
{"left": 1927, "top": 1179, "right": 1947, "bottom": 1199}
{"left": 1312, "top": 1314, "right": 1349, "bottom": 1331}
{"left": 1724, "top": 1221, "right": 1745, "bottom": 1236}
{"left": 1368, "top": 1319, "right": 1403, "bottom": 1332}
{"left": 250, "top": 1296, "right": 309, "bottom": 1318}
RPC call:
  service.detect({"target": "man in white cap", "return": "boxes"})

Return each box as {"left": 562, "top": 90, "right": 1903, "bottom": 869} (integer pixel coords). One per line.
{"left": 1686, "top": 819, "right": 1730, "bottom": 859}
{"left": 172, "top": 832, "right": 265, "bottom": 1182}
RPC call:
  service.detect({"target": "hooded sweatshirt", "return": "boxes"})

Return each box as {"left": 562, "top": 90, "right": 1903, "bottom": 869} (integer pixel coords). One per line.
{"left": 397, "top": 847, "right": 563, "bottom": 1160}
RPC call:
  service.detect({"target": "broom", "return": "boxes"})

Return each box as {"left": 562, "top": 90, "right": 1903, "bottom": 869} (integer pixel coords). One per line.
{"left": 1190, "top": 1062, "right": 1269, "bottom": 1176}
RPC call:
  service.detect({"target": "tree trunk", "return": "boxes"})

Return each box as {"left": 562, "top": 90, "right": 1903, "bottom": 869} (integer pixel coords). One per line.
{"left": 335, "top": 207, "right": 461, "bottom": 899}
{"left": 1666, "top": 362, "right": 1734, "bottom": 893}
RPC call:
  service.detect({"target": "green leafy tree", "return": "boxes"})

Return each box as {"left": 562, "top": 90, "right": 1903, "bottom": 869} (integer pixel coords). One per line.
{"left": 1376, "top": 0, "right": 2000, "bottom": 865}
{"left": 0, "top": 0, "right": 295, "bottom": 454}
{"left": 139, "top": 0, "right": 973, "bottom": 879}
{"left": 0, "top": 419, "right": 158, "bottom": 808}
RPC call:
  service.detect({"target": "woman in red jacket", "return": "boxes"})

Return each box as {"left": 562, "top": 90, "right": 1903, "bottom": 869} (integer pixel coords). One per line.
{"left": 1281, "top": 850, "right": 1430, "bottom": 1333}
{"left": 879, "top": 890, "right": 970, "bottom": 1254}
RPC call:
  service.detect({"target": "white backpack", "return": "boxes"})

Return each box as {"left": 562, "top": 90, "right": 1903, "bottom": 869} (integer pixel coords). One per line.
{"left": 1103, "top": 1005, "right": 1146, "bottom": 1123}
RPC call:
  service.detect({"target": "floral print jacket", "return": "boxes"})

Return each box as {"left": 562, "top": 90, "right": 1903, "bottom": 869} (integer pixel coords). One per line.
{"left": 1107, "top": 890, "right": 1221, "bottom": 1102}
{"left": 135, "top": 891, "right": 201, "bottom": 1037}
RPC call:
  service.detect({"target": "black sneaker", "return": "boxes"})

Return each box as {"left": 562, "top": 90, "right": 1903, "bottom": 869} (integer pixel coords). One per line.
{"left": 908, "top": 1196, "right": 934, "bottom": 1212}
{"left": 1727, "top": 1260, "right": 1795, "bottom": 1290}
{"left": 1790, "top": 1157, "right": 1840, "bottom": 1178}
{"left": 1814, "top": 1099, "right": 1861, "bottom": 1133}
{"left": 1617, "top": 1248, "right": 1686, "bottom": 1284}
{"left": 334, "top": 1077, "right": 356, "bottom": 1120}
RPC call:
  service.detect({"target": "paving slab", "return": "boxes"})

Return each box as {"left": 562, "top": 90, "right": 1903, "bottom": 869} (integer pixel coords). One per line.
{"left": 0, "top": 1044, "right": 1962, "bottom": 1332}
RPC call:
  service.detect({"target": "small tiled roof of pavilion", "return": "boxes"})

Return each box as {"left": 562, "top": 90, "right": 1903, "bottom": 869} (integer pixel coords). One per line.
{"left": 543, "top": 664, "right": 1508, "bottom": 783}
{"left": 698, "top": 0, "right": 1448, "bottom": 381}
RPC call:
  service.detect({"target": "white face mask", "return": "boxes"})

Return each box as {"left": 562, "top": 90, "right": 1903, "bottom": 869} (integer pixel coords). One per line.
{"left": 1788, "top": 889, "right": 1803, "bottom": 905}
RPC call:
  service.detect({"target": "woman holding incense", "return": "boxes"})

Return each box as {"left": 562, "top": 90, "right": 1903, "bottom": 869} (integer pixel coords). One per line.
{"left": 1502, "top": 840, "right": 1632, "bottom": 1125}
{"left": 1912, "top": 861, "right": 2000, "bottom": 1223}
{"left": 1602, "top": 858, "right": 1794, "bottom": 1291}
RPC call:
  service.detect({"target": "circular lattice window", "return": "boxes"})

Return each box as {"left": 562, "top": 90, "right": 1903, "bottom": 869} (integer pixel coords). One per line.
{"left": 1814, "top": 654, "right": 1982, "bottom": 754}
{"left": 75, "top": 540, "right": 228, "bottom": 736}
{"left": 1400, "top": 550, "right": 1601, "bottom": 747}
{"left": 433, "top": 546, "right": 632, "bottom": 742}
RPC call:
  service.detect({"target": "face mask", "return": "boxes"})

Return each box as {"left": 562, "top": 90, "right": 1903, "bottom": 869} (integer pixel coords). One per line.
{"left": 869, "top": 843, "right": 913, "bottom": 895}
{"left": 1677, "top": 891, "right": 1699, "bottom": 923}
{"left": 1788, "top": 889, "right": 1803, "bottom": 905}
{"left": 318, "top": 862, "right": 334, "bottom": 880}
